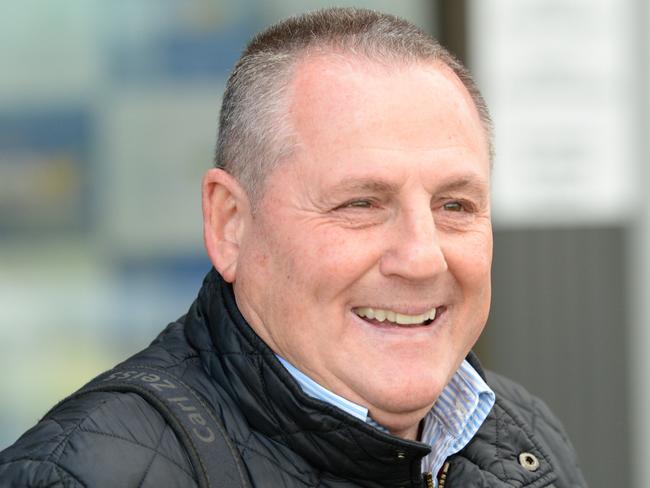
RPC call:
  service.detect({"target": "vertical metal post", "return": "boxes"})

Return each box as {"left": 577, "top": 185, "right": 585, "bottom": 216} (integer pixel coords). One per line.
{"left": 630, "top": 0, "right": 649, "bottom": 485}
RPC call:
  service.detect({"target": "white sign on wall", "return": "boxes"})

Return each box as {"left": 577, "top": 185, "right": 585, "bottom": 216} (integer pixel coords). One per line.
{"left": 468, "top": 0, "right": 640, "bottom": 225}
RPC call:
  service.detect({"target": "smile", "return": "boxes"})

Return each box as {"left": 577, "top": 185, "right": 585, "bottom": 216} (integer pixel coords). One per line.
{"left": 352, "top": 306, "right": 438, "bottom": 326}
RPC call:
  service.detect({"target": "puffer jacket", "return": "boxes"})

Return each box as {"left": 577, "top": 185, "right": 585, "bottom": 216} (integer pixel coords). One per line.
{"left": 0, "top": 270, "right": 587, "bottom": 487}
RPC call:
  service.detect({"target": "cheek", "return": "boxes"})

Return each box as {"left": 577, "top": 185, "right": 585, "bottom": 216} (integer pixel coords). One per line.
{"left": 444, "top": 231, "right": 493, "bottom": 292}
{"left": 447, "top": 233, "right": 493, "bottom": 344}
{"left": 310, "top": 231, "right": 384, "bottom": 296}
{"left": 247, "top": 218, "right": 305, "bottom": 281}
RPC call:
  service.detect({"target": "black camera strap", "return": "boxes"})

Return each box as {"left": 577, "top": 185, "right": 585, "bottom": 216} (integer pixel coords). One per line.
{"left": 44, "top": 365, "right": 250, "bottom": 488}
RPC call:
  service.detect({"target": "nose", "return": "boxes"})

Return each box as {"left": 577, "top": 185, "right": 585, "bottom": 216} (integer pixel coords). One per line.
{"left": 378, "top": 204, "right": 448, "bottom": 281}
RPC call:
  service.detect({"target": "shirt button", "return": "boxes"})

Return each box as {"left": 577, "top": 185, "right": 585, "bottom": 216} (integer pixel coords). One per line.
{"left": 518, "top": 452, "right": 540, "bottom": 472}
{"left": 395, "top": 450, "right": 406, "bottom": 460}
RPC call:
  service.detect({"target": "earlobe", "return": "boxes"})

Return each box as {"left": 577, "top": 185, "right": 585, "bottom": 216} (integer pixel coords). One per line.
{"left": 202, "top": 168, "right": 248, "bottom": 283}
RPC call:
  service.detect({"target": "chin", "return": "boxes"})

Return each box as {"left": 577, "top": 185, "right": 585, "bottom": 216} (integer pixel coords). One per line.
{"left": 363, "top": 366, "right": 450, "bottom": 415}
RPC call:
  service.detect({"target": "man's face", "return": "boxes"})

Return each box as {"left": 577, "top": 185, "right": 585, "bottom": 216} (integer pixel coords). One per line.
{"left": 232, "top": 56, "right": 492, "bottom": 433}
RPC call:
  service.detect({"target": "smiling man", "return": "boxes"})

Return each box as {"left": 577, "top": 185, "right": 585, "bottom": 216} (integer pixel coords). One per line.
{"left": 0, "top": 8, "right": 586, "bottom": 488}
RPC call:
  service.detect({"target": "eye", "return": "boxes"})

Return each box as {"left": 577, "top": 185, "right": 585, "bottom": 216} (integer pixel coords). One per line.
{"left": 443, "top": 201, "right": 464, "bottom": 212}
{"left": 348, "top": 200, "right": 372, "bottom": 208}
{"left": 338, "top": 199, "right": 375, "bottom": 209}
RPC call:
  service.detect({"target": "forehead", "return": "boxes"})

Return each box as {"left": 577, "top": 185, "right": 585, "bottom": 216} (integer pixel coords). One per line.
{"left": 286, "top": 54, "right": 489, "bottom": 160}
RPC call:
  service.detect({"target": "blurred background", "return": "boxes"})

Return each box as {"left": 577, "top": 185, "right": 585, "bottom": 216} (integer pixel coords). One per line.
{"left": 0, "top": 1, "right": 647, "bottom": 486}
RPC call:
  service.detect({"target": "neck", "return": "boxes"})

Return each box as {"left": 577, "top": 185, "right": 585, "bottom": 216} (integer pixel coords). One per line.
{"left": 388, "top": 423, "right": 420, "bottom": 441}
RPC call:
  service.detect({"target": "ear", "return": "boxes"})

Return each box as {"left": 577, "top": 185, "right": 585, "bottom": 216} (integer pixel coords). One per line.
{"left": 202, "top": 168, "right": 250, "bottom": 283}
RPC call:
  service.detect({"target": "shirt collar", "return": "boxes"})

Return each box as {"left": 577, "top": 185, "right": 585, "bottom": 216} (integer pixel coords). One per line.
{"left": 419, "top": 361, "right": 495, "bottom": 475}
{"left": 276, "top": 354, "right": 495, "bottom": 477}
{"left": 276, "top": 355, "right": 369, "bottom": 421}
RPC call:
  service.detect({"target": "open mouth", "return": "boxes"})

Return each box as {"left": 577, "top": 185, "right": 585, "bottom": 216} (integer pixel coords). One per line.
{"left": 352, "top": 306, "right": 443, "bottom": 327}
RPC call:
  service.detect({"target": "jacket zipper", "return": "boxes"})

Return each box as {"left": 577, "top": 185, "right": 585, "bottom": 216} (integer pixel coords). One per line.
{"left": 423, "top": 472, "right": 434, "bottom": 488}
{"left": 423, "top": 461, "right": 450, "bottom": 487}
{"left": 437, "top": 462, "right": 450, "bottom": 488}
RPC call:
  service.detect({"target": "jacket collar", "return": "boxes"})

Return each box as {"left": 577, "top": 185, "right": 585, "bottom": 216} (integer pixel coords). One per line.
{"left": 188, "top": 269, "right": 557, "bottom": 487}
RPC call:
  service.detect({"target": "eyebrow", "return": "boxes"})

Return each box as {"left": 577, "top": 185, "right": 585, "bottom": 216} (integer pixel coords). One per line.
{"left": 435, "top": 177, "right": 489, "bottom": 196}
{"left": 327, "top": 178, "right": 400, "bottom": 195}
{"left": 327, "top": 175, "right": 488, "bottom": 196}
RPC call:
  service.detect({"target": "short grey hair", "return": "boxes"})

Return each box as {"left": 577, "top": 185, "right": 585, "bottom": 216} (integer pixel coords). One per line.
{"left": 215, "top": 7, "right": 493, "bottom": 201}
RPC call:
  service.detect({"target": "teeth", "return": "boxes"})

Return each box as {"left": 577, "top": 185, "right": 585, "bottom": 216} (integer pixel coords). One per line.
{"left": 429, "top": 308, "right": 437, "bottom": 321}
{"left": 353, "top": 306, "right": 438, "bottom": 326}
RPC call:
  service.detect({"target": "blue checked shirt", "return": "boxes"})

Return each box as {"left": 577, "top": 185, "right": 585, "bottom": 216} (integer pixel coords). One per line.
{"left": 277, "top": 356, "right": 495, "bottom": 484}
